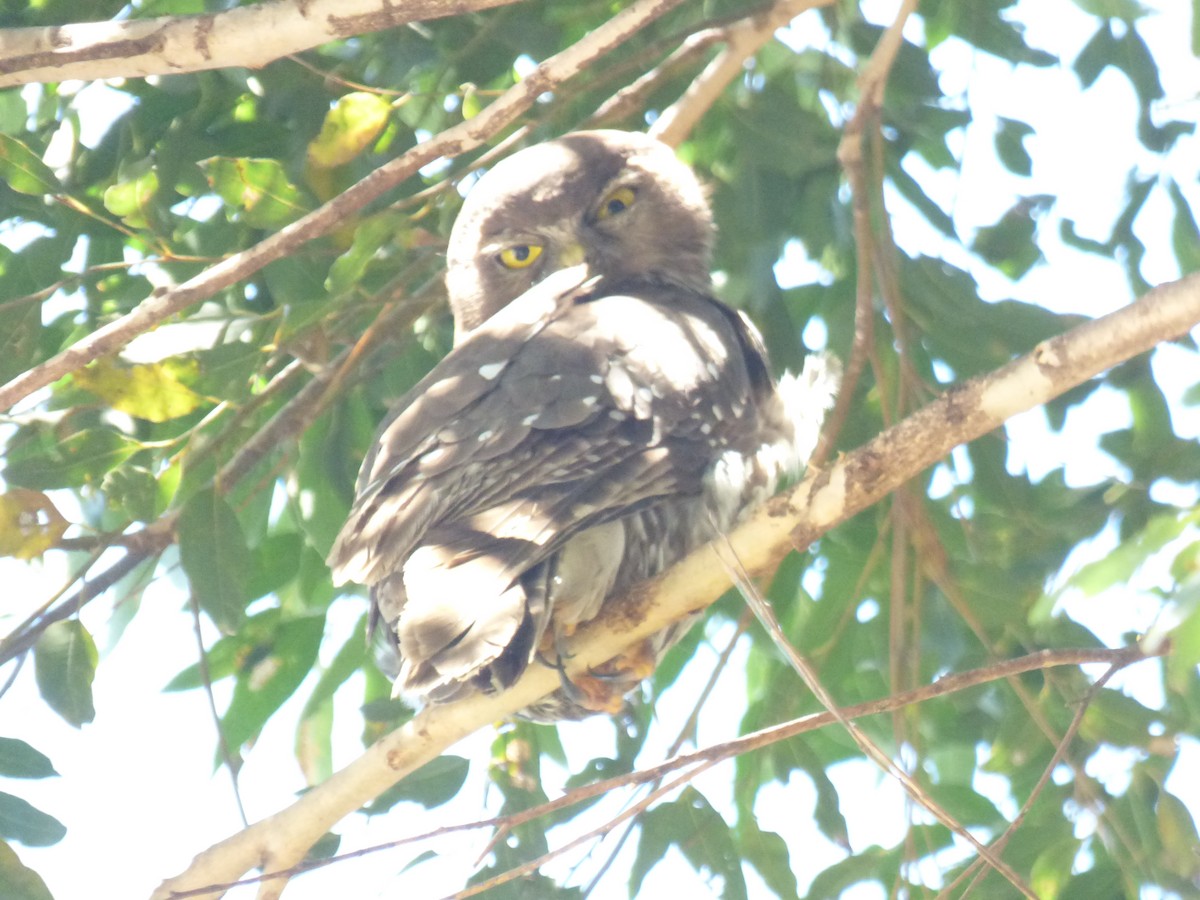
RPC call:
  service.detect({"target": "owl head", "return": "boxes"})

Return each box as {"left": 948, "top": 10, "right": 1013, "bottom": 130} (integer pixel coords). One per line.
{"left": 445, "top": 130, "right": 714, "bottom": 335}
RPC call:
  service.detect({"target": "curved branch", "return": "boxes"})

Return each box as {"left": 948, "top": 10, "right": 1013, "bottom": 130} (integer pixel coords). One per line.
{"left": 0, "top": 0, "right": 521, "bottom": 88}
{"left": 153, "top": 274, "right": 1200, "bottom": 900}
{"left": 0, "top": 0, "right": 690, "bottom": 415}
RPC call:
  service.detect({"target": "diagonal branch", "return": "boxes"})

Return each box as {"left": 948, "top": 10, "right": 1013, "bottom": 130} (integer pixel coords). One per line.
{"left": 650, "top": 0, "right": 831, "bottom": 147}
{"left": 153, "top": 272, "right": 1200, "bottom": 900}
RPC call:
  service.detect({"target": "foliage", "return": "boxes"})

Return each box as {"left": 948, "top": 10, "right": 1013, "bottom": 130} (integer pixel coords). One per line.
{"left": 0, "top": 0, "right": 1198, "bottom": 897}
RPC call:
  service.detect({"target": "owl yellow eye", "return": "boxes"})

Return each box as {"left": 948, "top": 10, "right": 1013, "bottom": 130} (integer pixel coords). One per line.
{"left": 497, "top": 244, "right": 543, "bottom": 269}
{"left": 597, "top": 187, "right": 636, "bottom": 220}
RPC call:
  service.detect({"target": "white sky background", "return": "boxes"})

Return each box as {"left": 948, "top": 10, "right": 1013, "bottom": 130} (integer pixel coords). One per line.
{"left": 3, "top": 0, "right": 1200, "bottom": 898}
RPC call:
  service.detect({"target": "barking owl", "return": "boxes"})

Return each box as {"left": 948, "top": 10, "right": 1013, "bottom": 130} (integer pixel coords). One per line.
{"left": 327, "top": 130, "right": 837, "bottom": 720}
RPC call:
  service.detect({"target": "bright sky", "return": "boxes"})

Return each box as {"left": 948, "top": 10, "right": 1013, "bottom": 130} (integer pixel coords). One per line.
{"left": 3, "top": 0, "right": 1200, "bottom": 898}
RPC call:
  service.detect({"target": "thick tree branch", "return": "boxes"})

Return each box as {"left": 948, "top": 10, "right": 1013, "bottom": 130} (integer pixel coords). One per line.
{"left": 0, "top": 0, "right": 521, "bottom": 88}
{"left": 0, "top": 0, "right": 689, "bottom": 415}
{"left": 153, "top": 273, "right": 1200, "bottom": 899}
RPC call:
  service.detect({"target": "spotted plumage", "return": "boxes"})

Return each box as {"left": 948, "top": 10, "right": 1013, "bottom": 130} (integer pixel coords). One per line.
{"left": 327, "top": 130, "right": 837, "bottom": 720}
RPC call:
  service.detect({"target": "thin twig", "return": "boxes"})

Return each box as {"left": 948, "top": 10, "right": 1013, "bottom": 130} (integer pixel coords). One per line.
{"left": 590, "top": 28, "right": 724, "bottom": 125}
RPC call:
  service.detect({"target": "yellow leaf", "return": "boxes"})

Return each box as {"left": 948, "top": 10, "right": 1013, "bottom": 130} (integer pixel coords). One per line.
{"left": 75, "top": 358, "right": 204, "bottom": 423}
{"left": 0, "top": 489, "right": 68, "bottom": 559}
{"left": 306, "top": 92, "right": 392, "bottom": 170}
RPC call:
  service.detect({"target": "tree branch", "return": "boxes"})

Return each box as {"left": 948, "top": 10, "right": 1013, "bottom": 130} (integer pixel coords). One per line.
{"left": 650, "top": 0, "right": 831, "bottom": 147}
{"left": 0, "top": 0, "right": 690, "bottom": 415}
{"left": 0, "top": 0, "right": 522, "bottom": 88}
{"left": 153, "top": 272, "right": 1200, "bottom": 899}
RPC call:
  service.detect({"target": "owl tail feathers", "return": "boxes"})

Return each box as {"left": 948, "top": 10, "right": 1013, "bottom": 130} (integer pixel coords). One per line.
{"left": 393, "top": 544, "right": 549, "bottom": 704}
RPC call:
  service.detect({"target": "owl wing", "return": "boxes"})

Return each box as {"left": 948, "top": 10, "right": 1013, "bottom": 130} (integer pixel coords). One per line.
{"left": 327, "top": 269, "right": 771, "bottom": 700}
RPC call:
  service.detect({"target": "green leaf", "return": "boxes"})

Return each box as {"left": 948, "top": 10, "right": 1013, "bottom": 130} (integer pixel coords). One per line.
{"left": 1074, "top": 23, "right": 1118, "bottom": 88}
{"left": 201, "top": 157, "right": 309, "bottom": 229}
{"left": 1157, "top": 789, "right": 1200, "bottom": 880}
{"left": 1079, "top": 689, "right": 1160, "bottom": 748}
{"left": 0, "top": 135, "right": 61, "bottom": 195}
{"left": 364, "top": 755, "right": 470, "bottom": 814}
{"left": 177, "top": 487, "right": 253, "bottom": 633}
{"left": 1194, "top": 0, "right": 1200, "bottom": 55}
{"left": 1062, "top": 512, "right": 1189, "bottom": 597}
{"left": 33, "top": 620, "right": 97, "bottom": 727}
{"left": 220, "top": 614, "right": 325, "bottom": 752}
{"left": 631, "top": 787, "right": 747, "bottom": 899}
{"left": 0, "top": 244, "right": 46, "bottom": 384}
{"left": 804, "top": 845, "right": 892, "bottom": 898}
{"left": 994, "top": 117, "right": 1034, "bottom": 176}
{"left": 0, "top": 840, "right": 54, "bottom": 900}
{"left": 325, "top": 211, "right": 406, "bottom": 294}
{"left": 1166, "top": 580, "right": 1200, "bottom": 692}
{"left": 0, "top": 739, "right": 57, "bottom": 779}
{"left": 971, "top": 196, "right": 1050, "bottom": 279}
{"left": 0, "top": 418, "right": 141, "bottom": 491}
{"left": 0, "top": 793, "right": 66, "bottom": 847}
{"left": 247, "top": 531, "right": 305, "bottom": 603}
{"left": 0, "top": 90, "right": 27, "bottom": 135}
{"left": 102, "top": 163, "right": 159, "bottom": 229}
{"left": 1168, "top": 179, "right": 1200, "bottom": 274}
{"left": 1069, "top": 0, "right": 1147, "bottom": 20}
{"left": 101, "top": 465, "right": 161, "bottom": 523}
{"left": 1058, "top": 863, "right": 1132, "bottom": 900}
{"left": 736, "top": 821, "right": 798, "bottom": 899}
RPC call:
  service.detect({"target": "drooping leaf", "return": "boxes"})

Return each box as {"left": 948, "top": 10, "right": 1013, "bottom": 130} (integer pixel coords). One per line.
{"left": 177, "top": 487, "right": 253, "bottom": 633}
{"left": 0, "top": 135, "right": 61, "bottom": 195}
{"left": 0, "top": 739, "right": 57, "bottom": 780}
{"left": 32, "top": 621, "right": 97, "bottom": 728}
{"left": 0, "top": 794, "right": 66, "bottom": 848}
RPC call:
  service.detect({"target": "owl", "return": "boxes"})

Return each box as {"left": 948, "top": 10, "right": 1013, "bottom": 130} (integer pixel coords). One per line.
{"left": 327, "top": 130, "right": 837, "bottom": 720}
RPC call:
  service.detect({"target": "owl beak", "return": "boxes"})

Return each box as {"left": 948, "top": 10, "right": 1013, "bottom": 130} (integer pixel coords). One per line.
{"left": 558, "top": 242, "right": 586, "bottom": 267}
